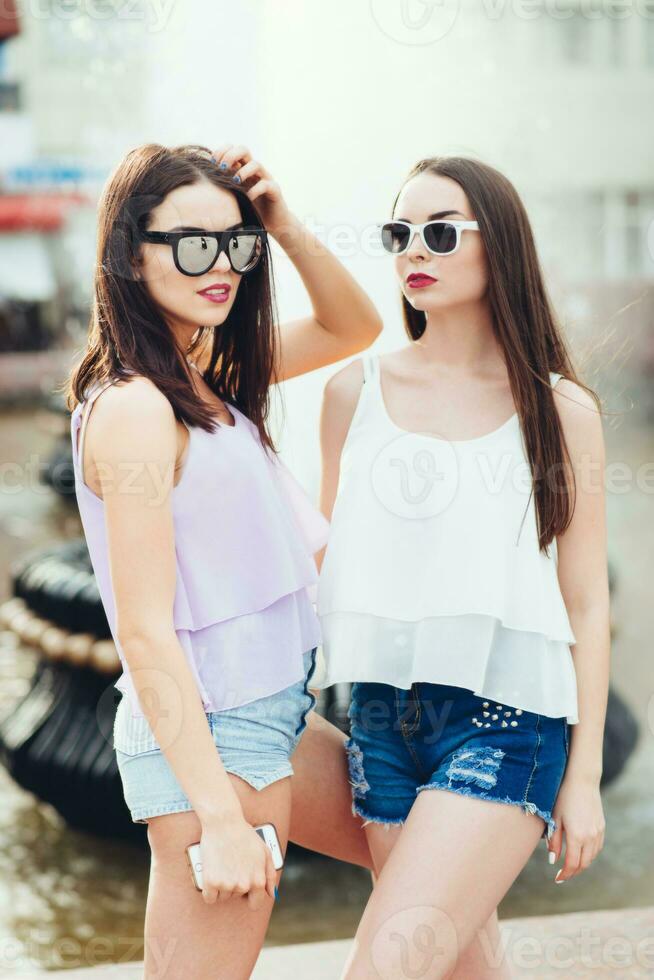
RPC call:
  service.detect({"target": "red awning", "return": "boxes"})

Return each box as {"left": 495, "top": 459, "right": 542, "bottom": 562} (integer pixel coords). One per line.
{"left": 0, "top": 193, "right": 88, "bottom": 232}
{"left": 0, "top": 0, "right": 19, "bottom": 40}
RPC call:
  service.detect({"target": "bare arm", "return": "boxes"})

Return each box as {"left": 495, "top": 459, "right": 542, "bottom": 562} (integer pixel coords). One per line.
{"left": 270, "top": 212, "right": 383, "bottom": 383}
{"left": 554, "top": 378, "right": 610, "bottom": 781}
{"left": 92, "top": 379, "right": 275, "bottom": 905}
{"left": 314, "top": 358, "right": 366, "bottom": 573}
{"left": 549, "top": 378, "right": 609, "bottom": 880}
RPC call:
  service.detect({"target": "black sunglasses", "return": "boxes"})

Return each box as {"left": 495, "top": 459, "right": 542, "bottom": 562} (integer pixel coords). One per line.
{"left": 139, "top": 226, "right": 267, "bottom": 276}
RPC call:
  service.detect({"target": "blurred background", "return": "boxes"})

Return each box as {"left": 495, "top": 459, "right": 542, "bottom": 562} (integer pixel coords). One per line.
{"left": 0, "top": 0, "right": 652, "bottom": 973}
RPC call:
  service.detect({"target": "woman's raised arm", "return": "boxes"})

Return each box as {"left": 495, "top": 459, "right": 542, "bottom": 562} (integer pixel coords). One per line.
{"left": 212, "top": 143, "right": 383, "bottom": 383}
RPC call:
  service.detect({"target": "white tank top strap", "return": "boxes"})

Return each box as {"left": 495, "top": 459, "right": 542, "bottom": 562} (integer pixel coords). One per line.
{"left": 361, "top": 351, "right": 379, "bottom": 384}
{"left": 549, "top": 371, "right": 563, "bottom": 388}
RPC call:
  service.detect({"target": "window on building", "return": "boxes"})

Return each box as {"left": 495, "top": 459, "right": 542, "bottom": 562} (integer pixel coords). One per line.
{"left": 644, "top": 2, "right": 654, "bottom": 66}
{"left": 559, "top": 12, "right": 592, "bottom": 66}
{"left": 532, "top": 188, "right": 654, "bottom": 281}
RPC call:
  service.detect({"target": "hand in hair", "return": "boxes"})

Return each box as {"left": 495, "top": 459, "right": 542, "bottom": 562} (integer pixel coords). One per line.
{"left": 210, "top": 143, "right": 291, "bottom": 238}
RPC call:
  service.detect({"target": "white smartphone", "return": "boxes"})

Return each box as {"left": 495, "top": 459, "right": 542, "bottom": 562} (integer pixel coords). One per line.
{"left": 185, "top": 822, "right": 284, "bottom": 892}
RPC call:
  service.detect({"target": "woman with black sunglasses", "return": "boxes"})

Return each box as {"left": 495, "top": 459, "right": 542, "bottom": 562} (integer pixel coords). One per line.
{"left": 65, "top": 142, "right": 382, "bottom": 978}
{"left": 288, "top": 156, "right": 609, "bottom": 978}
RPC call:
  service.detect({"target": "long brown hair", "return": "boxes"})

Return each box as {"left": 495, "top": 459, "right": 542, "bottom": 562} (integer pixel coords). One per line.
{"left": 393, "top": 156, "right": 602, "bottom": 554}
{"left": 63, "top": 143, "right": 279, "bottom": 451}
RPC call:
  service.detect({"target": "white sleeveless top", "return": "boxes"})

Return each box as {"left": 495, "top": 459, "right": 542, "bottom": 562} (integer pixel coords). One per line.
{"left": 314, "top": 352, "right": 579, "bottom": 725}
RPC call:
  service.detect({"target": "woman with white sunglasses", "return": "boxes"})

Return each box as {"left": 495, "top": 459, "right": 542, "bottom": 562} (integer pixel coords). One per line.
{"left": 289, "top": 155, "right": 609, "bottom": 978}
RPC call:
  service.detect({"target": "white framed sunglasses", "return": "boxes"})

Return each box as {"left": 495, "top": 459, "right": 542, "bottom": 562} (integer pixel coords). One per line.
{"left": 379, "top": 219, "right": 479, "bottom": 256}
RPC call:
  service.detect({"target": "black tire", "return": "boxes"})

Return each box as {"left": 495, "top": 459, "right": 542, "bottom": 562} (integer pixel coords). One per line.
{"left": 11, "top": 539, "right": 111, "bottom": 638}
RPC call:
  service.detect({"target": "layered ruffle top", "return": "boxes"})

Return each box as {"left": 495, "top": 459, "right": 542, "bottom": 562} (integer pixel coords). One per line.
{"left": 70, "top": 375, "right": 330, "bottom": 726}
{"left": 315, "top": 353, "right": 579, "bottom": 724}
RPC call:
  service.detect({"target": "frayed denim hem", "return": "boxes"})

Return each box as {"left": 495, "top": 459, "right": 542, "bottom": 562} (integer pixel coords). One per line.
{"left": 416, "top": 782, "right": 556, "bottom": 842}
{"left": 351, "top": 799, "right": 407, "bottom": 830}
{"left": 345, "top": 737, "right": 370, "bottom": 796}
{"left": 345, "top": 737, "right": 407, "bottom": 830}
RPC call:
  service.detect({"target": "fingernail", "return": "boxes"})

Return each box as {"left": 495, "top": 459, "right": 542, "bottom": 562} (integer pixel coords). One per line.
{"left": 274, "top": 885, "right": 279, "bottom": 900}
{"left": 548, "top": 851, "right": 556, "bottom": 864}
{"left": 219, "top": 162, "right": 227, "bottom": 170}
{"left": 232, "top": 175, "right": 241, "bottom": 184}
{"left": 210, "top": 155, "right": 217, "bottom": 163}
{"left": 555, "top": 873, "right": 565, "bottom": 884}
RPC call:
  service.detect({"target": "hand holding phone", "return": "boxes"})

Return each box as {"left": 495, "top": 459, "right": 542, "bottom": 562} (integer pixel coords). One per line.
{"left": 185, "top": 822, "right": 284, "bottom": 893}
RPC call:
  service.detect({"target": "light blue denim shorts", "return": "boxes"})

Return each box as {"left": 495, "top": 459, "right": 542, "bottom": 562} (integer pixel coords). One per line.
{"left": 113, "top": 648, "right": 318, "bottom": 824}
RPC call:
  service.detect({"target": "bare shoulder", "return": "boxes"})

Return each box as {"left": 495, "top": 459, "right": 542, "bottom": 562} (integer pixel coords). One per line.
{"left": 323, "top": 356, "right": 366, "bottom": 408}
{"left": 552, "top": 377, "right": 604, "bottom": 452}
{"left": 323, "top": 344, "right": 411, "bottom": 405}
{"left": 552, "top": 377, "right": 601, "bottom": 421}
{"left": 92, "top": 375, "right": 174, "bottom": 430}
{"left": 88, "top": 375, "right": 177, "bottom": 464}
{"left": 320, "top": 357, "right": 370, "bottom": 454}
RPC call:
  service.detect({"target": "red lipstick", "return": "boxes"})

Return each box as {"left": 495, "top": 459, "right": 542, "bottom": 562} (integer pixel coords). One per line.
{"left": 197, "top": 282, "right": 231, "bottom": 304}
{"left": 406, "top": 273, "right": 437, "bottom": 289}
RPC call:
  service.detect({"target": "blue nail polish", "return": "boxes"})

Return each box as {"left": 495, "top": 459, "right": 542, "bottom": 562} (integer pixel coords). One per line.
{"left": 219, "top": 162, "right": 227, "bottom": 170}
{"left": 232, "top": 175, "right": 241, "bottom": 184}
{"left": 210, "top": 155, "right": 217, "bottom": 163}
{"left": 274, "top": 885, "right": 279, "bottom": 900}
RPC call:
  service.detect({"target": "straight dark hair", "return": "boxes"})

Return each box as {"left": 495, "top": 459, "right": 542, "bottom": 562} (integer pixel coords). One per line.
{"left": 63, "top": 143, "right": 279, "bottom": 451}
{"left": 393, "top": 156, "right": 602, "bottom": 554}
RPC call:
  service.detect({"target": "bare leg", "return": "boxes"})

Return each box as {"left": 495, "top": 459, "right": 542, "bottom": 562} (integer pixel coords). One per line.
{"left": 362, "top": 823, "right": 508, "bottom": 978}
{"left": 288, "top": 709, "right": 373, "bottom": 871}
{"left": 361, "top": 821, "right": 403, "bottom": 877}
{"left": 143, "top": 773, "right": 291, "bottom": 980}
{"left": 447, "top": 909, "right": 509, "bottom": 980}
{"left": 340, "top": 788, "right": 544, "bottom": 979}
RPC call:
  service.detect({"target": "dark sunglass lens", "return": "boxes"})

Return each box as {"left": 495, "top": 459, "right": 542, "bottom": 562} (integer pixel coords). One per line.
{"left": 228, "top": 232, "right": 262, "bottom": 273}
{"left": 424, "top": 222, "right": 457, "bottom": 254}
{"left": 381, "top": 223, "right": 410, "bottom": 254}
{"left": 177, "top": 235, "right": 219, "bottom": 274}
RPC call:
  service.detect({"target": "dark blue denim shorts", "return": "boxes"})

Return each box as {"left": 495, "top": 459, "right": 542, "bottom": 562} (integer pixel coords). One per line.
{"left": 345, "top": 679, "right": 570, "bottom": 842}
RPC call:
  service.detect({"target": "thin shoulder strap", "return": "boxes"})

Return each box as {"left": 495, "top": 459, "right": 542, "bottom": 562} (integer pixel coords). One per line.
{"left": 361, "top": 352, "right": 379, "bottom": 384}
{"left": 550, "top": 371, "right": 563, "bottom": 388}
{"left": 74, "top": 379, "right": 116, "bottom": 471}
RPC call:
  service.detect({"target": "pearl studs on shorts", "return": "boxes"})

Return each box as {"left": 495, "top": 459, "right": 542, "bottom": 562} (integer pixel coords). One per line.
{"left": 472, "top": 701, "right": 524, "bottom": 729}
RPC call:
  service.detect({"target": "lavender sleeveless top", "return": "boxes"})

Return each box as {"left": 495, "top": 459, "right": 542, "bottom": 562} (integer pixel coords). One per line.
{"left": 70, "top": 375, "right": 330, "bottom": 717}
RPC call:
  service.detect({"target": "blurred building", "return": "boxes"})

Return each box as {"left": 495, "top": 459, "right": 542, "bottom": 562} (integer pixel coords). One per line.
{"left": 1, "top": 1, "right": 652, "bottom": 406}
{"left": 0, "top": 1, "right": 150, "bottom": 368}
